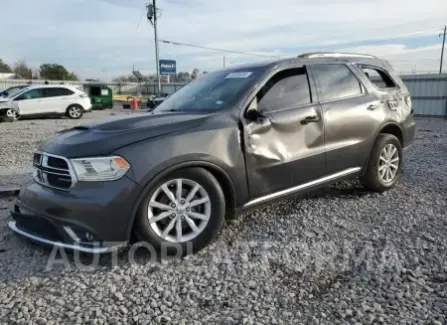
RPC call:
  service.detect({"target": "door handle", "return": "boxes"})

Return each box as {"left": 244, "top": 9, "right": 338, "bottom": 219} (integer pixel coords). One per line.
{"left": 367, "top": 104, "right": 379, "bottom": 110}
{"left": 300, "top": 115, "right": 319, "bottom": 125}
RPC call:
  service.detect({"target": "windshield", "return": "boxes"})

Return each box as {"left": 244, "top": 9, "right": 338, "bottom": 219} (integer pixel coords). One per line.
{"left": 154, "top": 68, "right": 263, "bottom": 113}
{"left": 1, "top": 86, "right": 28, "bottom": 98}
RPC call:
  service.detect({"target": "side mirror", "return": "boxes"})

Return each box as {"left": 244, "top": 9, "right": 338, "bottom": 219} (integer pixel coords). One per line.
{"left": 245, "top": 107, "right": 265, "bottom": 121}
{"left": 245, "top": 96, "right": 265, "bottom": 121}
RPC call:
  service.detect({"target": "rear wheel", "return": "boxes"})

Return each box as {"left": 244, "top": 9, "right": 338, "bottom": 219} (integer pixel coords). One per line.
{"left": 360, "top": 133, "right": 403, "bottom": 192}
{"left": 66, "top": 105, "right": 83, "bottom": 119}
{"left": 135, "top": 168, "right": 226, "bottom": 255}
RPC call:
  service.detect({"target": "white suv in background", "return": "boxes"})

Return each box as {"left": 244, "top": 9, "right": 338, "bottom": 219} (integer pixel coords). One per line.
{"left": 0, "top": 85, "right": 92, "bottom": 121}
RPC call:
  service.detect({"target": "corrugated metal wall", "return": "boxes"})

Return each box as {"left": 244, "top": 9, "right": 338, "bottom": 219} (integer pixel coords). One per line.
{"left": 401, "top": 74, "right": 447, "bottom": 117}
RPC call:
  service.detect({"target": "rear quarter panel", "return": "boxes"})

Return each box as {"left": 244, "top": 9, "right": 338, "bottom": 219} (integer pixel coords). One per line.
{"left": 351, "top": 62, "right": 415, "bottom": 148}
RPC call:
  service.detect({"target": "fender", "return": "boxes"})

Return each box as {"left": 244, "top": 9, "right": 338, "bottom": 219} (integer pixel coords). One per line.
{"left": 125, "top": 160, "right": 237, "bottom": 240}
{"left": 361, "top": 121, "right": 404, "bottom": 173}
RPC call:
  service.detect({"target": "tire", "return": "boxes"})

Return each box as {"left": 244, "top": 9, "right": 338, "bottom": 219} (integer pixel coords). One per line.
{"left": 66, "top": 105, "right": 83, "bottom": 119}
{"left": 360, "top": 133, "right": 403, "bottom": 192}
{"left": 135, "top": 168, "right": 226, "bottom": 255}
{"left": 5, "top": 108, "right": 19, "bottom": 122}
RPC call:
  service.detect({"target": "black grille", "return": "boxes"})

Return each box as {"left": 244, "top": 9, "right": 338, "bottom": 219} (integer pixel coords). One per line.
{"left": 12, "top": 212, "right": 62, "bottom": 242}
{"left": 47, "top": 156, "right": 69, "bottom": 170}
{"left": 46, "top": 173, "right": 72, "bottom": 188}
{"left": 33, "top": 153, "right": 42, "bottom": 167}
{"left": 33, "top": 153, "right": 73, "bottom": 190}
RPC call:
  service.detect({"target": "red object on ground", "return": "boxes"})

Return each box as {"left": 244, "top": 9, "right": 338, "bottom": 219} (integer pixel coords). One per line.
{"left": 131, "top": 98, "right": 139, "bottom": 111}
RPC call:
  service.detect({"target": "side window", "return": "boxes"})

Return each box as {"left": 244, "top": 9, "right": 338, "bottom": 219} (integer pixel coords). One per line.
{"left": 17, "top": 89, "right": 42, "bottom": 100}
{"left": 257, "top": 68, "right": 311, "bottom": 113}
{"left": 359, "top": 66, "right": 397, "bottom": 89}
{"left": 59, "top": 88, "right": 74, "bottom": 96}
{"left": 314, "top": 64, "right": 363, "bottom": 101}
{"left": 43, "top": 88, "right": 74, "bottom": 97}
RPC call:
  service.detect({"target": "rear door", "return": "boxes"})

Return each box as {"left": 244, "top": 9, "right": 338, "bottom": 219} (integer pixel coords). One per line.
{"left": 310, "top": 63, "right": 384, "bottom": 174}
{"left": 13, "top": 88, "right": 45, "bottom": 115}
{"left": 242, "top": 66, "right": 326, "bottom": 200}
{"left": 42, "top": 87, "right": 74, "bottom": 113}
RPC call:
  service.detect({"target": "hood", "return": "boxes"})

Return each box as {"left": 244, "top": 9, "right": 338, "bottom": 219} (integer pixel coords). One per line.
{"left": 0, "top": 97, "right": 12, "bottom": 108}
{"left": 40, "top": 112, "right": 209, "bottom": 157}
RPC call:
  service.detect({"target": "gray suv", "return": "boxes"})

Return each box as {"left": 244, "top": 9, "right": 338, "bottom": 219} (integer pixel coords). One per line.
{"left": 9, "top": 52, "right": 415, "bottom": 254}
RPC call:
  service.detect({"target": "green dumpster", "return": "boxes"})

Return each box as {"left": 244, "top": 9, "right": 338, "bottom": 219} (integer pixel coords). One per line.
{"left": 83, "top": 84, "right": 113, "bottom": 110}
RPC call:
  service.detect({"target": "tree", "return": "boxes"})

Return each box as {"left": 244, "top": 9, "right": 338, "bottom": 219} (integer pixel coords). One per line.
{"left": 173, "top": 72, "right": 191, "bottom": 82}
{"left": 13, "top": 60, "right": 33, "bottom": 79}
{"left": 0, "top": 59, "right": 12, "bottom": 73}
{"left": 39, "top": 63, "right": 78, "bottom": 81}
{"left": 191, "top": 68, "right": 200, "bottom": 80}
{"left": 112, "top": 75, "right": 138, "bottom": 83}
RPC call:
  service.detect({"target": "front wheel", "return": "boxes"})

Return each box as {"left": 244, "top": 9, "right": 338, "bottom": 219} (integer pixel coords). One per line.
{"left": 135, "top": 168, "right": 226, "bottom": 255}
{"left": 66, "top": 105, "right": 83, "bottom": 119}
{"left": 5, "top": 108, "right": 19, "bottom": 122}
{"left": 360, "top": 133, "right": 403, "bottom": 192}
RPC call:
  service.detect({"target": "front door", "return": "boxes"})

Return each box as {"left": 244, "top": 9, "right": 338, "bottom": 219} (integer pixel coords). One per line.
{"left": 242, "top": 66, "right": 326, "bottom": 201}
{"left": 14, "top": 88, "right": 45, "bottom": 116}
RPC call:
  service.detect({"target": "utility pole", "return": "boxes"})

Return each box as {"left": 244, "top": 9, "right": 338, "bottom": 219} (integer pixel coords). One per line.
{"left": 440, "top": 25, "right": 446, "bottom": 74}
{"left": 146, "top": 1, "right": 161, "bottom": 93}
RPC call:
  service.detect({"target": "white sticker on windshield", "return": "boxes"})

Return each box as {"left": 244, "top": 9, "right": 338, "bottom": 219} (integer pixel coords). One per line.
{"left": 225, "top": 72, "right": 252, "bottom": 79}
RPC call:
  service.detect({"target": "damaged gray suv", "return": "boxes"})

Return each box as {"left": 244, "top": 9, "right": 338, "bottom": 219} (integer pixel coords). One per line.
{"left": 10, "top": 52, "right": 415, "bottom": 254}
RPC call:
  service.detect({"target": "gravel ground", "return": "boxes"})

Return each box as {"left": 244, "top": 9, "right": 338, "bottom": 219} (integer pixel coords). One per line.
{"left": 0, "top": 117, "right": 446, "bottom": 325}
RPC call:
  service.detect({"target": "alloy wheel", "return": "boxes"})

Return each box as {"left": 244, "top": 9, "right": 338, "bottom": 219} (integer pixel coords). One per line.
{"left": 6, "top": 108, "right": 18, "bottom": 120}
{"left": 378, "top": 144, "right": 399, "bottom": 183}
{"left": 147, "top": 178, "right": 211, "bottom": 243}
{"left": 69, "top": 107, "right": 82, "bottom": 118}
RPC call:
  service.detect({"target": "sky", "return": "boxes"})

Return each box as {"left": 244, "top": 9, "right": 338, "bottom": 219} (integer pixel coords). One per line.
{"left": 1, "top": 0, "right": 446, "bottom": 80}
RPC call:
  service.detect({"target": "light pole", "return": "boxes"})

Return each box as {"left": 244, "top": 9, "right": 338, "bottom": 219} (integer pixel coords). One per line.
{"left": 147, "top": 1, "right": 161, "bottom": 94}
{"left": 440, "top": 25, "right": 446, "bottom": 74}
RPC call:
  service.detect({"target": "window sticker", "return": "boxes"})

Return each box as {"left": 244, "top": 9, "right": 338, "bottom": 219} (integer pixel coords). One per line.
{"left": 225, "top": 72, "right": 252, "bottom": 79}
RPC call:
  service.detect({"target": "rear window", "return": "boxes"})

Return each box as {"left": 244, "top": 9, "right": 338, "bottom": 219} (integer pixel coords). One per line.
{"left": 359, "top": 66, "right": 397, "bottom": 89}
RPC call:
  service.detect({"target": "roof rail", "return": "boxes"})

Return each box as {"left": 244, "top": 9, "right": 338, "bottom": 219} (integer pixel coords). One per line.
{"left": 298, "top": 52, "right": 376, "bottom": 59}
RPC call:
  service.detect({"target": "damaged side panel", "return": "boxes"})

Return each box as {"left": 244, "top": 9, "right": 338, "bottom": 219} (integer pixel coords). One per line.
{"left": 243, "top": 104, "right": 326, "bottom": 198}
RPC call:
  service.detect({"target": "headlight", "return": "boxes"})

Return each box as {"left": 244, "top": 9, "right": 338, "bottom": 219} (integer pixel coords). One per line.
{"left": 70, "top": 156, "right": 130, "bottom": 181}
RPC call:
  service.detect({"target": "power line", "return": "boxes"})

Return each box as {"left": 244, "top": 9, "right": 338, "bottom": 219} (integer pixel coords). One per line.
{"left": 159, "top": 25, "right": 443, "bottom": 60}
{"left": 329, "top": 26, "right": 442, "bottom": 50}
{"left": 159, "top": 39, "right": 281, "bottom": 58}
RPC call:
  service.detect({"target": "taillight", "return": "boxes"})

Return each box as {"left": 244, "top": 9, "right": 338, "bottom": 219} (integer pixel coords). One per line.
{"left": 79, "top": 93, "right": 89, "bottom": 98}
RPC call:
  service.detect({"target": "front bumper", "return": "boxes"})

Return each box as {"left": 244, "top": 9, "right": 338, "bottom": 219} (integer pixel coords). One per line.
{"left": 9, "top": 176, "right": 142, "bottom": 253}
{"left": 8, "top": 221, "right": 126, "bottom": 253}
